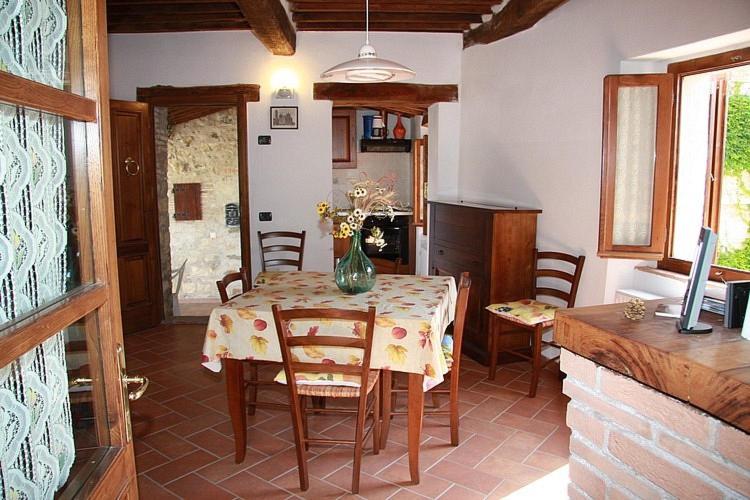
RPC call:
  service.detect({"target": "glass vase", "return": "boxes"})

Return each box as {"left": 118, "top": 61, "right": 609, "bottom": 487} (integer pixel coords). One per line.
{"left": 335, "top": 230, "right": 376, "bottom": 294}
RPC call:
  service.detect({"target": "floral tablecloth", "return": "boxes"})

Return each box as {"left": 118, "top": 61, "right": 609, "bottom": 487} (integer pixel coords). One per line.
{"left": 201, "top": 271, "right": 457, "bottom": 388}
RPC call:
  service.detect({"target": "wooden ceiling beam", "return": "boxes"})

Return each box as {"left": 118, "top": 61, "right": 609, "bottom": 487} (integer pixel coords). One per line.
{"left": 108, "top": 20, "right": 250, "bottom": 33}
{"left": 297, "top": 23, "right": 466, "bottom": 32}
{"left": 464, "top": 0, "right": 569, "bottom": 48}
{"left": 108, "top": 2, "right": 240, "bottom": 15}
{"left": 290, "top": 3, "right": 493, "bottom": 14}
{"left": 109, "top": 12, "right": 246, "bottom": 24}
{"left": 236, "top": 0, "right": 296, "bottom": 56}
{"left": 315, "top": 83, "right": 458, "bottom": 105}
{"left": 293, "top": 12, "right": 483, "bottom": 23}
{"left": 109, "top": 0, "right": 232, "bottom": 4}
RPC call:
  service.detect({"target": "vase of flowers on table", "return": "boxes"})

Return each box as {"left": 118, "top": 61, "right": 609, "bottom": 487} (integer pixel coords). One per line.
{"left": 316, "top": 174, "right": 399, "bottom": 294}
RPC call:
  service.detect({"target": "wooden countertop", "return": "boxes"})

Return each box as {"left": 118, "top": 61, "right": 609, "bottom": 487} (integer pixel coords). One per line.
{"left": 427, "top": 198, "right": 542, "bottom": 213}
{"left": 555, "top": 299, "right": 750, "bottom": 433}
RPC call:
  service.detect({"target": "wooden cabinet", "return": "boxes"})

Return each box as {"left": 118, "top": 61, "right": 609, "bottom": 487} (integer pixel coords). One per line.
{"left": 332, "top": 108, "right": 357, "bottom": 169}
{"left": 428, "top": 200, "right": 541, "bottom": 365}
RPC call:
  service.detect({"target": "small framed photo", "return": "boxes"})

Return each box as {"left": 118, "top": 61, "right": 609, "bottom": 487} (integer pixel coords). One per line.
{"left": 270, "top": 106, "right": 298, "bottom": 129}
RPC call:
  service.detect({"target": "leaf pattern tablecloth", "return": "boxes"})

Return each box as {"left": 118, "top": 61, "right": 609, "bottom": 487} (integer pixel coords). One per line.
{"left": 201, "top": 271, "right": 457, "bottom": 389}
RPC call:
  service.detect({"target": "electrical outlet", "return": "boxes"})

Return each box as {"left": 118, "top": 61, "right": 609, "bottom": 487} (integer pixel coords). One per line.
{"left": 259, "top": 212, "right": 272, "bottom": 221}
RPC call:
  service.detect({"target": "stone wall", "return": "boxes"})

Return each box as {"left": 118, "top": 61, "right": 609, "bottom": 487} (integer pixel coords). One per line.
{"left": 167, "top": 108, "right": 241, "bottom": 300}
{"left": 560, "top": 349, "right": 750, "bottom": 499}
{"left": 154, "top": 106, "right": 173, "bottom": 318}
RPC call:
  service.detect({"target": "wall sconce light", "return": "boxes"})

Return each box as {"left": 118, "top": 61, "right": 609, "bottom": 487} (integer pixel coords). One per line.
{"left": 271, "top": 69, "right": 299, "bottom": 101}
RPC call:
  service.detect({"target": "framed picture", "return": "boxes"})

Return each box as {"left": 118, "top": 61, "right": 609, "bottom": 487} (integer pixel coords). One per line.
{"left": 270, "top": 106, "right": 298, "bottom": 129}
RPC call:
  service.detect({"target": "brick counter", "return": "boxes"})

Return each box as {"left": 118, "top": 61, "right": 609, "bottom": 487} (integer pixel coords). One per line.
{"left": 555, "top": 301, "right": 750, "bottom": 499}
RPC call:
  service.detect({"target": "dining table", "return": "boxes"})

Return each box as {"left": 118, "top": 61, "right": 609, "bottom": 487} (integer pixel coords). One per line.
{"left": 201, "top": 270, "right": 458, "bottom": 484}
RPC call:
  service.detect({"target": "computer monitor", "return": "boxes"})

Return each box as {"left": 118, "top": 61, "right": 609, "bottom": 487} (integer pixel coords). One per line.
{"left": 677, "top": 227, "right": 718, "bottom": 334}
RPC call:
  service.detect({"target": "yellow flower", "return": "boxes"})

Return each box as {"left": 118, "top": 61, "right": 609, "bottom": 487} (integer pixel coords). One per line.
{"left": 316, "top": 201, "right": 329, "bottom": 216}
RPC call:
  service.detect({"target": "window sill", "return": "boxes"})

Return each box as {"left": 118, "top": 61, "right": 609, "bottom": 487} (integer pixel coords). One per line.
{"left": 635, "top": 265, "right": 726, "bottom": 300}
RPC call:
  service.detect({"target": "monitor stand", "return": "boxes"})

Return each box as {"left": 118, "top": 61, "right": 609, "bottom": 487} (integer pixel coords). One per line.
{"left": 676, "top": 321, "right": 713, "bottom": 334}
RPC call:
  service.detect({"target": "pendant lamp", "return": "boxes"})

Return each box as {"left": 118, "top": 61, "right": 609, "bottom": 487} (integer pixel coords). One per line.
{"left": 320, "top": 0, "right": 416, "bottom": 83}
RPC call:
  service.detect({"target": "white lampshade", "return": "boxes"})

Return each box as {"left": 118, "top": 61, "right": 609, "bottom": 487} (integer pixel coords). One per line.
{"left": 321, "top": 43, "right": 416, "bottom": 83}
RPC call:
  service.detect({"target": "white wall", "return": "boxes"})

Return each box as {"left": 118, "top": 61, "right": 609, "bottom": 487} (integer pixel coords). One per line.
{"left": 459, "top": 0, "right": 750, "bottom": 306}
{"left": 109, "top": 31, "right": 462, "bottom": 276}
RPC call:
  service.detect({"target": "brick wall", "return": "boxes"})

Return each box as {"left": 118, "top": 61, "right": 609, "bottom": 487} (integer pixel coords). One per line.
{"left": 560, "top": 349, "right": 750, "bottom": 499}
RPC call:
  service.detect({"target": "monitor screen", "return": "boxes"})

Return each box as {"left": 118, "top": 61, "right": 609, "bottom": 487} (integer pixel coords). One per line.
{"left": 678, "top": 227, "right": 717, "bottom": 333}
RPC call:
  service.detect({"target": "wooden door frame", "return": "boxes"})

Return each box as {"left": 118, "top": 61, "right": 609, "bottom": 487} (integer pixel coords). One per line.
{"left": 136, "top": 84, "right": 259, "bottom": 298}
{"left": 316, "top": 83, "right": 457, "bottom": 275}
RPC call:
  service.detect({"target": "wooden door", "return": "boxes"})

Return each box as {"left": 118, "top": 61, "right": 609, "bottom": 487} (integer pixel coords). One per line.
{"left": 110, "top": 100, "right": 163, "bottom": 334}
{"left": 0, "top": 0, "right": 140, "bottom": 497}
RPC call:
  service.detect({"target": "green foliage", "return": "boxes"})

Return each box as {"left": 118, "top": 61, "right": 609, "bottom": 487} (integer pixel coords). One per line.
{"left": 725, "top": 93, "right": 750, "bottom": 176}
{"left": 717, "top": 238, "right": 750, "bottom": 271}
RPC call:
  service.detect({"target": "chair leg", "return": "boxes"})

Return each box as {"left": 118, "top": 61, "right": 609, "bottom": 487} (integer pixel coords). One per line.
{"left": 300, "top": 395, "right": 310, "bottom": 451}
{"left": 488, "top": 318, "right": 498, "bottom": 381}
{"left": 247, "top": 362, "right": 258, "bottom": 416}
{"left": 351, "top": 390, "right": 368, "bottom": 495}
{"left": 529, "top": 325, "right": 543, "bottom": 398}
{"left": 380, "top": 370, "right": 392, "bottom": 450}
{"left": 372, "top": 379, "right": 380, "bottom": 456}
{"left": 288, "top": 392, "right": 309, "bottom": 491}
{"left": 449, "top": 372, "right": 460, "bottom": 446}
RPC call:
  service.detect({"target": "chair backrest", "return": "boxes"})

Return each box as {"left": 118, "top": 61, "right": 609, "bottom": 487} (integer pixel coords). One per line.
{"left": 216, "top": 267, "right": 251, "bottom": 303}
{"left": 370, "top": 257, "right": 405, "bottom": 275}
{"left": 533, "top": 251, "right": 585, "bottom": 308}
{"left": 271, "top": 306, "right": 377, "bottom": 397}
{"left": 258, "top": 230, "right": 306, "bottom": 272}
{"left": 450, "top": 272, "right": 471, "bottom": 365}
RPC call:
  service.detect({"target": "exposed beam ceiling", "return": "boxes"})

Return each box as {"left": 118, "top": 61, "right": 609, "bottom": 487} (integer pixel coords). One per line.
{"left": 464, "top": 0, "right": 569, "bottom": 48}
{"left": 106, "top": 0, "right": 569, "bottom": 50}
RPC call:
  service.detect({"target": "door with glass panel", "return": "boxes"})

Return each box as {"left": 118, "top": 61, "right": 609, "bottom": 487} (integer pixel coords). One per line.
{"left": 0, "top": 0, "right": 140, "bottom": 498}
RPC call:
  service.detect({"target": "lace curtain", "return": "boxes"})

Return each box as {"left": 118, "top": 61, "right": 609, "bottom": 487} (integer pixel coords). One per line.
{"left": 0, "top": 1, "right": 76, "bottom": 499}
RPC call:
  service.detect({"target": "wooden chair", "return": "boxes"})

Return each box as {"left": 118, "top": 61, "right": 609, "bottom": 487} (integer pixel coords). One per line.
{"left": 258, "top": 230, "right": 306, "bottom": 271}
{"left": 380, "top": 272, "right": 471, "bottom": 447}
{"left": 370, "top": 257, "right": 405, "bottom": 274}
{"left": 216, "top": 268, "right": 287, "bottom": 415}
{"left": 271, "top": 305, "right": 380, "bottom": 494}
{"left": 487, "top": 251, "right": 585, "bottom": 397}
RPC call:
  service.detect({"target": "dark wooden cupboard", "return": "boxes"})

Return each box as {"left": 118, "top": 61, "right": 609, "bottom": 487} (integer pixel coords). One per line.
{"left": 428, "top": 200, "right": 541, "bottom": 364}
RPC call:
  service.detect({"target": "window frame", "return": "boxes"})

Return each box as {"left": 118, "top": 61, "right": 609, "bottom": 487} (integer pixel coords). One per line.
{"left": 658, "top": 46, "right": 750, "bottom": 282}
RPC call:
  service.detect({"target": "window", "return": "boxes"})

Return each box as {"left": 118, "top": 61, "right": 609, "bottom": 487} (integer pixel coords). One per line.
{"left": 598, "top": 46, "right": 750, "bottom": 282}
{"left": 660, "top": 48, "right": 750, "bottom": 281}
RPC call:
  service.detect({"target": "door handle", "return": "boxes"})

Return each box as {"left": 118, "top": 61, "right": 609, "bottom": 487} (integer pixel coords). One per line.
{"left": 123, "top": 157, "right": 140, "bottom": 176}
{"left": 69, "top": 374, "right": 149, "bottom": 401}
{"left": 123, "top": 375, "right": 149, "bottom": 401}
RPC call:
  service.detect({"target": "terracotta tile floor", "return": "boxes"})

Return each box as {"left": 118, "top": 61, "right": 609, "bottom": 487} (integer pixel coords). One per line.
{"left": 125, "top": 324, "right": 571, "bottom": 499}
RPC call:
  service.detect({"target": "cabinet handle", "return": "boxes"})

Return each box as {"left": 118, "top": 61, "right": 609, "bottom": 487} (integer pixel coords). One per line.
{"left": 437, "top": 249, "right": 445, "bottom": 255}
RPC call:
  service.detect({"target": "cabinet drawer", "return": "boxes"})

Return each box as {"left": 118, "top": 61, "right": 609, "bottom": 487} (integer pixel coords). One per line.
{"left": 431, "top": 204, "right": 488, "bottom": 249}
{"left": 431, "top": 243, "right": 485, "bottom": 275}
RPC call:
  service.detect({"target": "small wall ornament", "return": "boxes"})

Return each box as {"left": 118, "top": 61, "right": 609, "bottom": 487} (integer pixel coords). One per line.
{"left": 624, "top": 298, "right": 646, "bottom": 320}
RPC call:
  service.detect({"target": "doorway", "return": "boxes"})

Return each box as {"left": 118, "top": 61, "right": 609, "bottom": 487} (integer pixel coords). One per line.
{"left": 137, "top": 85, "right": 258, "bottom": 322}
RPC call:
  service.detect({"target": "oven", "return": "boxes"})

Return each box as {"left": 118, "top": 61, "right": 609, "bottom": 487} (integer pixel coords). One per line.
{"left": 362, "top": 215, "right": 409, "bottom": 264}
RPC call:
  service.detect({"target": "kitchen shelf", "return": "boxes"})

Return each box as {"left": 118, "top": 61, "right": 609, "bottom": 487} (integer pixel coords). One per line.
{"left": 360, "top": 139, "right": 411, "bottom": 153}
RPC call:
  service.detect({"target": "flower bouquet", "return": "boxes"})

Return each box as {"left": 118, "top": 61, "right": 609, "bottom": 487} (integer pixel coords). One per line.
{"left": 316, "top": 174, "right": 401, "bottom": 293}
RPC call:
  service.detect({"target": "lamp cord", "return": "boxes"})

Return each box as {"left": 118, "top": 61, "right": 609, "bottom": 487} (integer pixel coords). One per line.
{"left": 365, "top": 0, "right": 370, "bottom": 45}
